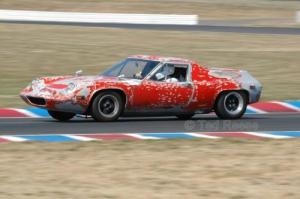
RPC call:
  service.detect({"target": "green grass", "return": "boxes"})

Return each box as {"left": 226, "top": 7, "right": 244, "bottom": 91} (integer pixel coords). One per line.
{"left": 0, "top": 23, "right": 299, "bottom": 107}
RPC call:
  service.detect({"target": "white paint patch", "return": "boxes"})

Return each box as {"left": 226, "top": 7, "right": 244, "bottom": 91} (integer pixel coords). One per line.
{"left": 122, "top": 79, "right": 142, "bottom": 86}
{"left": 0, "top": 10, "right": 198, "bottom": 25}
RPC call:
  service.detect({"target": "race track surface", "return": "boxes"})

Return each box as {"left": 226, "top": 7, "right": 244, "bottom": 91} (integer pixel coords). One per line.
{"left": 1, "top": 20, "right": 300, "bottom": 35}
{"left": 0, "top": 113, "right": 299, "bottom": 135}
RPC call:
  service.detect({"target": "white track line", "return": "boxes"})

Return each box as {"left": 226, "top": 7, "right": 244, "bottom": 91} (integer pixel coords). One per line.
{"left": 246, "top": 132, "right": 291, "bottom": 139}
{"left": 247, "top": 105, "right": 267, "bottom": 114}
{"left": 0, "top": 136, "right": 27, "bottom": 142}
{"left": 63, "top": 134, "right": 97, "bottom": 141}
{"left": 185, "top": 133, "right": 220, "bottom": 139}
{"left": 125, "top": 133, "right": 161, "bottom": 140}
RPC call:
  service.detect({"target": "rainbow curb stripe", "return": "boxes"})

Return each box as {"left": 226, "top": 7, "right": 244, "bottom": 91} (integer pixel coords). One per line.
{"left": 0, "top": 101, "right": 299, "bottom": 118}
{"left": 0, "top": 131, "right": 299, "bottom": 143}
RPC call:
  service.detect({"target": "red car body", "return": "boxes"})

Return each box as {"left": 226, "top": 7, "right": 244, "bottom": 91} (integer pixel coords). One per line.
{"left": 20, "top": 55, "right": 262, "bottom": 120}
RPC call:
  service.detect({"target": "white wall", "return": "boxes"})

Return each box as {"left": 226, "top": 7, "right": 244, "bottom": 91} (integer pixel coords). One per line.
{"left": 0, "top": 10, "right": 198, "bottom": 25}
{"left": 297, "top": 11, "right": 300, "bottom": 23}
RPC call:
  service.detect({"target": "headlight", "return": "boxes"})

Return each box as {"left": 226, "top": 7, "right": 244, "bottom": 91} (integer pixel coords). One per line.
{"left": 31, "top": 79, "right": 45, "bottom": 90}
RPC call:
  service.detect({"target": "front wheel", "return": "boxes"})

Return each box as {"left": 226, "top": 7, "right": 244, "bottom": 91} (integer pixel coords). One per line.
{"left": 48, "top": 110, "right": 75, "bottom": 122}
{"left": 91, "top": 91, "right": 124, "bottom": 122}
{"left": 215, "top": 91, "right": 247, "bottom": 119}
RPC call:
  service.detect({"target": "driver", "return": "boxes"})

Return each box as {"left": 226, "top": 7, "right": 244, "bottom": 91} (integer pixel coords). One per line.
{"left": 164, "top": 65, "right": 179, "bottom": 83}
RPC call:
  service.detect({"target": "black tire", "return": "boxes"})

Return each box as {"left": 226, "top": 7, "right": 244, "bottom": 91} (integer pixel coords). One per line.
{"left": 91, "top": 91, "right": 124, "bottom": 122}
{"left": 215, "top": 91, "right": 247, "bottom": 119}
{"left": 176, "top": 113, "right": 195, "bottom": 120}
{"left": 48, "top": 110, "right": 75, "bottom": 122}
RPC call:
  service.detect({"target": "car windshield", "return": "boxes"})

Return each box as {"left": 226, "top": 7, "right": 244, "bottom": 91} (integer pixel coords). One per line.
{"left": 101, "top": 58, "right": 160, "bottom": 79}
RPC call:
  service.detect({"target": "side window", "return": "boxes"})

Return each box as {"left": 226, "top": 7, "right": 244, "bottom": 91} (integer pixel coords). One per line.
{"left": 150, "top": 64, "right": 188, "bottom": 82}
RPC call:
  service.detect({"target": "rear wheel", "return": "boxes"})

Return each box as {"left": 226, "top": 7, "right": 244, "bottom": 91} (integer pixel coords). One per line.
{"left": 176, "top": 113, "right": 195, "bottom": 120}
{"left": 91, "top": 91, "right": 124, "bottom": 122}
{"left": 215, "top": 91, "right": 247, "bottom": 119}
{"left": 48, "top": 110, "right": 75, "bottom": 122}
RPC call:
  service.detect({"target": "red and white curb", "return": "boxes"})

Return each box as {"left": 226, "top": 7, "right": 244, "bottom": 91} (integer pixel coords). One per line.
{"left": 248, "top": 101, "right": 300, "bottom": 113}
{"left": 0, "top": 101, "right": 299, "bottom": 118}
{"left": 0, "top": 131, "right": 299, "bottom": 143}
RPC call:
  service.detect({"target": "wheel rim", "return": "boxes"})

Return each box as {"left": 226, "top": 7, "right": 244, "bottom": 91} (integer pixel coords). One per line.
{"left": 224, "top": 92, "right": 244, "bottom": 115}
{"left": 98, "top": 95, "right": 119, "bottom": 118}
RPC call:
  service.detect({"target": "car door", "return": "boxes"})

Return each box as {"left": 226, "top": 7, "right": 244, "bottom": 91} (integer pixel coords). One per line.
{"left": 131, "top": 63, "right": 194, "bottom": 109}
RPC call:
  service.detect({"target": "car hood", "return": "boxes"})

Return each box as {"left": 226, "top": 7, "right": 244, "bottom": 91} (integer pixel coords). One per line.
{"left": 40, "top": 75, "right": 98, "bottom": 86}
{"left": 22, "top": 75, "right": 124, "bottom": 98}
{"left": 32, "top": 75, "right": 142, "bottom": 91}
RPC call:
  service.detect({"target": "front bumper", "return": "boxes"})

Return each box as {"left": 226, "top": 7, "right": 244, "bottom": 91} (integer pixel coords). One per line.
{"left": 20, "top": 94, "right": 87, "bottom": 114}
{"left": 21, "top": 95, "right": 46, "bottom": 107}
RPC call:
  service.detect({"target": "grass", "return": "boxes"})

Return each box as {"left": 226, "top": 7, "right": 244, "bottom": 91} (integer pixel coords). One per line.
{"left": 0, "top": 23, "right": 300, "bottom": 107}
{"left": 0, "top": 139, "right": 299, "bottom": 198}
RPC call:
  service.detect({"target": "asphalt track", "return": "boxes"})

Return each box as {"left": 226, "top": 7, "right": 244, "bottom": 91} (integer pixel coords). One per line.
{"left": 0, "top": 113, "right": 299, "bottom": 135}
{"left": 1, "top": 20, "right": 300, "bottom": 35}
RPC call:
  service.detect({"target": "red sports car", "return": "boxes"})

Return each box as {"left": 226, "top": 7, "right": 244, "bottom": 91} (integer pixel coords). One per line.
{"left": 20, "top": 55, "right": 262, "bottom": 121}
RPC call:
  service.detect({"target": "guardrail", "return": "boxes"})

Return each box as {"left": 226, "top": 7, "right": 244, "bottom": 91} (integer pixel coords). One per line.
{"left": 0, "top": 10, "right": 198, "bottom": 25}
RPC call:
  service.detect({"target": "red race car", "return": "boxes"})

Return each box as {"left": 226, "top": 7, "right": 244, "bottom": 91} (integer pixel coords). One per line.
{"left": 20, "top": 55, "right": 262, "bottom": 121}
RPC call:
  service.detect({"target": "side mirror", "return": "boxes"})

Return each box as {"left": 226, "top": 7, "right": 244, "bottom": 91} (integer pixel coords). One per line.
{"left": 155, "top": 73, "right": 165, "bottom": 81}
{"left": 75, "top": 70, "right": 83, "bottom": 76}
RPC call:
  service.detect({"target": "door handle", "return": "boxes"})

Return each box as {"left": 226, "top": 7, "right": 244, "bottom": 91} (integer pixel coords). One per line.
{"left": 180, "top": 82, "right": 193, "bottom": 87}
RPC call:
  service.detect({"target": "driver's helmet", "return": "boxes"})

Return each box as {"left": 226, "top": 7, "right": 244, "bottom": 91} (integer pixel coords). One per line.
{"left": 163, "top": 64, "right": 175, "bottom": 76}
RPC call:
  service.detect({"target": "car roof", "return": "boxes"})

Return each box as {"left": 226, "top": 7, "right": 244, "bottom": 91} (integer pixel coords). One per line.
{"left": 128, "top": 55, "right": 193, "bottom": 64}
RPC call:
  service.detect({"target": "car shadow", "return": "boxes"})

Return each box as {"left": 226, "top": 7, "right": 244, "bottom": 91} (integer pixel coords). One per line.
{"left": 43, "top": 114, "right": 267, "bottom": 123}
